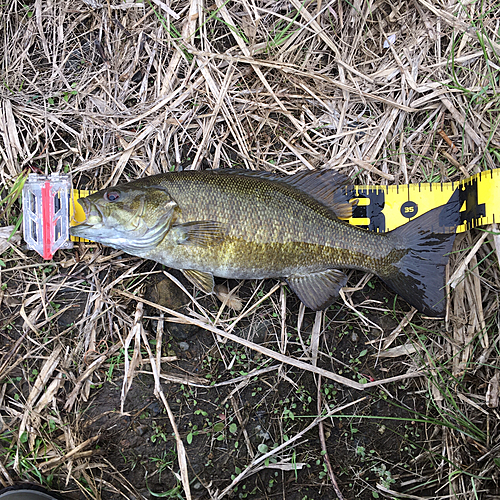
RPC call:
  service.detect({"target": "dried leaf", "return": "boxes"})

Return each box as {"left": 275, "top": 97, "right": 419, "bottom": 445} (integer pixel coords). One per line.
{"left": 486, "top": 373, "right": 499, "bottom": 408}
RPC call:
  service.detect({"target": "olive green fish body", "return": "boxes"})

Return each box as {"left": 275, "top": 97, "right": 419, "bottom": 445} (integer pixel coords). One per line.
{"left": 70, "top": 169, "right": 460, "bottom": 316}
{"left": 146, "top": 172, "right": 397, "bottom": 279}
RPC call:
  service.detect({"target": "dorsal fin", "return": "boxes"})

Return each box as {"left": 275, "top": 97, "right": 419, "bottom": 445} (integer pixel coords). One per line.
{"left": 283, "top": 170, "right": 357, "bottom": 218}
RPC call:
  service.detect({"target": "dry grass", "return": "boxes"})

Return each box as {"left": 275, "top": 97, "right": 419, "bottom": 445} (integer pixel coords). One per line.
{"left": 1, "top": 0, "right": 500, "bottom": 499}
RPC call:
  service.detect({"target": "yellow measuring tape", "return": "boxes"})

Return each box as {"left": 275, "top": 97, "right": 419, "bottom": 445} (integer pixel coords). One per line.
{"left": 70, "top": 168, "right": 500, "bottom": 242}
{"left": 345, "top": 168, "right": 499, "bottom": 233}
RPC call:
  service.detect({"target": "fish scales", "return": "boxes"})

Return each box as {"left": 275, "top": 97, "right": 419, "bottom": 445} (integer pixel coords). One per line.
{"left": 149, "top": 172, "right": 396, "bottom": 278}
{"left": 70, "top": 169, "right": 461, "bottom": 316}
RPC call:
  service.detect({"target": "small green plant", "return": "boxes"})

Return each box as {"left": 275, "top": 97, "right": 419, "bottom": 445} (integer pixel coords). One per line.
{"left": 267, "top": 6, "right": 301, "bottom": 51}
{"left": 257, "top": 443, "right": 268, "bottom": 454}
{"left": 107, "top": 349, "right": 125, "bottom": 381}
{"left": 145, "top": 478, "right": 184, "bottom": 499}
{"left": 149, "top": 450, "right": 175, "bottom": 482}
{"left": 372, "top": 463, "right": 396, "bottom": 488}
{"left": 356, "top": 445, "right": 366, "bottom": 460}
{"left": 0, "top": 169, "right": 29, "bottom": 230}
{"left": 63, "top": 83, "right": 78, "bottom": 102}
{"left": 349, "top": 349, "right": 368, "bottom": 366}
{"left": 186, "top": 424, "right": 198, "bottom": 445}
{"left": 150, "top": 421, "right": 168, "bottom": 443}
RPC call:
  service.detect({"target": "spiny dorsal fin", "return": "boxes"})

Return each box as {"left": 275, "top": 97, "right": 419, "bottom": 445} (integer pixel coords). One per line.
{"left": 283, "top": 170, "right": 358, "bottom": 218}
{"left": 286, "top": 269, "right": 348, "bottom": 311}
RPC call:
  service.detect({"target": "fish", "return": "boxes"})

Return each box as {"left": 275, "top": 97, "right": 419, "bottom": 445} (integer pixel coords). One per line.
{"left": 70, "top": 169, "right": 461, "bottom": 316}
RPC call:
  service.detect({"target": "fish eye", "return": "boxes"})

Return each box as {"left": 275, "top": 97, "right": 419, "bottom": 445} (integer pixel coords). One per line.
{"left": 104, "top": 191, "right": 120, "bottom": 202}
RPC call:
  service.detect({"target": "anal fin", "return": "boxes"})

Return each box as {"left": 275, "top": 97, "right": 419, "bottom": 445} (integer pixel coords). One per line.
{"left": 287, "top": 269, "right": 348, "bottom": 311}
{"left": 182, "top": 269, "right": 215, "bottom": 293}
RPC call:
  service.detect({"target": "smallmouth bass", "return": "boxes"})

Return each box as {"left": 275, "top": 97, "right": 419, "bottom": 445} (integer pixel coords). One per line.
{"left": 70, "top": 169, "right": 460, "bottom": 316}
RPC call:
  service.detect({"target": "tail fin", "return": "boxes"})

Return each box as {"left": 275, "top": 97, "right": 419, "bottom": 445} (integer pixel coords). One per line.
{"left": 381, "top": 191, "right": 461, "bottom": 317}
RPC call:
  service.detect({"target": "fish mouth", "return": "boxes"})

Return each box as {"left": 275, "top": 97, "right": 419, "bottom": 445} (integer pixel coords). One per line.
{"left": 69, "top": 198, "right": 104, "bottom": 238}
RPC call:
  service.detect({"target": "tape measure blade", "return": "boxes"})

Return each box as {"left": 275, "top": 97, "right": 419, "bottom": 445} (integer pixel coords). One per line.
{"left": 474, "top": 168, "right": 499, "bottom": 229}
{"left": 70, "top": 189, "right": 91, "bottom": 243}
{"left": 383, "top": 184, "right": 413, "bottom": 231}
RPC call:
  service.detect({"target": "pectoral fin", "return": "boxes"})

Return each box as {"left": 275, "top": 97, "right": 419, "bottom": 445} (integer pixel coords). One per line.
{"left": 287, "top": 269, "right": 348, "bottom": 311}
{"left": 182, "top": 269, "right": 215, "bottom": 293}
{"left": 172, "top": 221, "right": 226, "bottom": 247}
